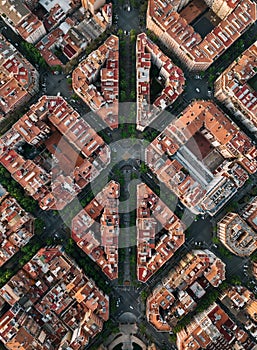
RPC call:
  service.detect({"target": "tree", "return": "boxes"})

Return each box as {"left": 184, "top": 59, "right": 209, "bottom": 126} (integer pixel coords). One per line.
{"left": 130, "top": 90, "right": 136, "bottom": 100}
{"left": 117, "top": 29, "right": 123, "bottom": 38}
{"left": 65, "top": 238, "right": 75, "bottom": 254}
{"left": 120, "top": 90, "right": 126, "bottom": 102}
{"left": 212, "top": 236, "right": 219, "bottom": 244}
{"left": 67, "top": 77, "right": 72, "bottom": 85}
{"left": 140, "top": 163, "right": 148, "bottom": 173}
{"left": 120, "top": 80, "right": 127, "bottom": 90}
{"left": 141, "top": 290, "right": 148, "bottom": 302}
{"left": 34, "top": 219, "right": 45, "bottom": 235}
{"left": 130, "top": 29, "right": 136, "bottom": 42}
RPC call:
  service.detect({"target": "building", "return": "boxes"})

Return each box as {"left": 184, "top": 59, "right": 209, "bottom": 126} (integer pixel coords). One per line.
{"left": 206, "top": 0, "right": 242, "bottom": 19}
{"left": 176, "top": 302, "right": 255, "bottom": 350}
{"left": 243, "top": 196, "right": 257, "bottom": 231}
{"left": 146, "top": 0, "right": 256, "bottom": 71}
{"left": 137, "top": 183, "right": 185, "bottom": 282}
{"left": 16, "top": 13, "right": 47, "bottom": 44}
{"left": 72, "top": 181, "right": 119, "bottom": 280}
{"left": 136, "top": 33, "right": 185, "bottom": 131}
{"left": 215, "top": 41, "right": 257, "bottom": 134}
{"left": 73, "top": 35, "right": 119, "bottom": 129}
{"left": 39, "top": 0, "right": 75, "bottom": 13}
{"left": 0, "top": 0, "right": 46, "bottom": 44}
{"left": 145, "top": 100, "right": 257, "bottom": 216}
{"left": 146, "top": 250, "right": 226, "bottom": 331}
{"left": 217, "top": 213, "right": 257, "bottom": 256}
{"left": 0, "top": 95, "right": 110, "bottom": 210}
{"left": 0, "top": 185, "right": 34, "bottom": 267}
{"left": 0, "top": 246, "right": 109, "bottom": 349}
{"left": 36, "top": 1, "right": 112, "bottom": 67}
{"left": 0, "top": 34, "right": 39, "bottom": 117}
{"left": 82, "top": 0, "right": 106, "bottom": 14}
{"left": 220, "top": 285, "right": 257, "bottom": 342}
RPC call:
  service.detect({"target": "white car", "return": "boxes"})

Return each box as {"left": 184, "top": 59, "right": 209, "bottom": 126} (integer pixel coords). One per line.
{"left": 195, "top": 88, "right": 200, "bottom": 93}
{"left": 129, "top": 305, "right": 134, "bottom": 310}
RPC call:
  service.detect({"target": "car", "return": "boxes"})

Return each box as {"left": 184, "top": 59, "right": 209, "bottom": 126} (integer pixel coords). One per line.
{"left": 195, "top": 88, "right": 200, "bottom": 93}
{"left": 213, "top": 244, "right": 218, "bottom": 249}
{"left": 129, "top": 305, "right": 134, "bottom": 310}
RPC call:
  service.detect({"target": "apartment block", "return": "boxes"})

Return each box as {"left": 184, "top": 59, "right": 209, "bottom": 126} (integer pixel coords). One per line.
{"left": 146, "top": 100, "right": 257, "bottom": 216}
{"left": 0, "top": 34, "right": 39, "bottom": 117}
{"left": 72, "top": 181, "right": 119, "bottom": 280}
{"left": 218, "top": 213, "right": 257, "bottom": 256}
{"left": 215, "top": 41, "right": 257, "bottom": 134}
{"left": 206, "top": 0, "right": 241, "bottom": 19}
{"left": 136, "top": 33, "right": 185, "bottom": 131}
{"left": 242, "top": 196, "right": 257, "bottom": 231}
{"left": 0, "top": 0, "right": 46, "bottom": 44}
{"left": 220, "top": 285, "right": 257, "bottom": 342}
{"left": 36, "top": 0, "right": 112, "bottom": 66}
{"left": 137, "top": 183, "right": 185, "bottom": 282}
{"left": 176, "top": 302, "right": 255, "bottom": 350}
{"left": 0, "top": 185, "right": 34, "bottom": 267}
{"left": 146, "top": 250, "right": 225, "bottom": 331}
{"left": 73, "top": 35, "right": 119, "bottom": 129}
{"left": 146, "top": 0, "right": 256, "bottom": 71}
{"left": 0, "top": 246, "right": 109, "bottom": 350}
{"left": 82, "top": 0, "right": 106, "bottom": 14}
{"left": 0, "top": 95, "right": 110, "bottom": 210}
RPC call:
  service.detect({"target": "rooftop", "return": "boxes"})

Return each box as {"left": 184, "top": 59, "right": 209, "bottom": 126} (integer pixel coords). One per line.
{"left": 72, "top": 35, "right": 119, "bottom": 129}
{"left": 215, "top": 41, "right": 257, "bottom": 133}
{"left": 218, "top": 212, "right": 257, "bottom": 256}
{"left": 0, "top": 34, "right": 39, "bottom": 116}
{"left": 136, "top": 33, "right": 185, "bottom": 131}
{"left": 147, "top": 0, "right": 256, "bottom": 70}
{"left": 146, "top": 100, "right": 257, "bottom": 216}
{"left": 0, "top": 95, "right": 110, "bottom": 210}
{"left": 137, "top": 183, "right": 185, "bottom": 282}
{"left": 146, "top": 250, "right": 225, "bottom": 331}
{"left": 72, "top": 181, "right": 120, "bottom": 280}
{"left": 0, "top": 246, "right": 109, "bottom": 349}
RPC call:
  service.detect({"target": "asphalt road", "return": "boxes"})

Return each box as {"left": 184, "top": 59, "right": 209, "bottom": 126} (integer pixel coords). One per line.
{"left": 115, "top": 3, "right": 140, "bottom": 32}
